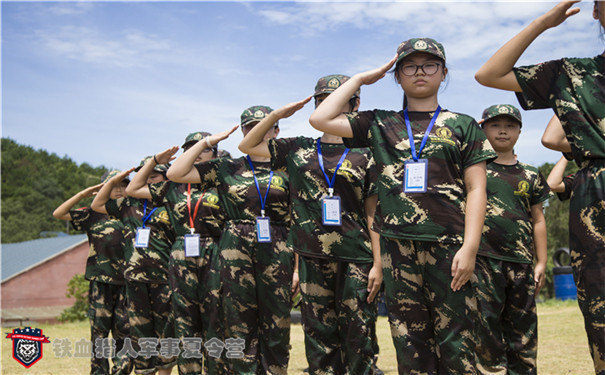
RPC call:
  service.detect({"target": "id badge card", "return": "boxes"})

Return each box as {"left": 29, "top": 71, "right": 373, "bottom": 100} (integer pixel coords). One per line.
{"left": 404, "top": 159, "right": 428, "bottom": 193}
{"left": 322, "top": 196, "right": 342, "bottom": 226}
{"left": 135, "top": 227, "right": 151, "bottom": 248}
{"left": 256, "top": 217, "right": 272, "bottom": 243}
{"left": 184, "top": 233, "right": 200, "bottom": 257}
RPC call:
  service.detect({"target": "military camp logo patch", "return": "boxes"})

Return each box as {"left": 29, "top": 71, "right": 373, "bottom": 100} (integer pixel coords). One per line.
{"left": 254, "top": 110, "right": 265, "bottom": 119}
{"left": 327, "top": 78, "right": 340, "bottom": 89}
{"left": 432, "top": 126, "right": 456, "bottom": 146}
{"left": 514, "top": 180, "right": 530, "bottom": 197}
{"left": 203, "top": 192, "right": 220, "bottom": 209}
{"left": 6, "top": 327, "right": 50, "bottom": 368}
{"left": 498, "top": 106, "right": 510, "bottom": 114}
{"left": 414, "top": 40, "right": 428, "bottom": 50}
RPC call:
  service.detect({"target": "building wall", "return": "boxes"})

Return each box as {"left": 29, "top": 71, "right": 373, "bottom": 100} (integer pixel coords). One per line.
{"left": 1, "top": 242, "right": 89, "bottom": 310}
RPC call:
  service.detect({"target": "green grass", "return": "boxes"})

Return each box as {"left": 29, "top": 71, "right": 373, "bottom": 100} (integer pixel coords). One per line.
{"left": 2, "top": 299, "right": 593, "bottom": 374}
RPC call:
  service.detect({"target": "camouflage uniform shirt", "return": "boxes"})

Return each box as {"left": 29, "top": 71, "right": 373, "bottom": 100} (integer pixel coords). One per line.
{"left": 149, "top": 181, "right": 222, "bottom": 238}
{"left": 194, "top": 156, "right": 290, "bottom": 225}
{"left": 106, "top": 197, "right": 173, "bottom": 283}
{"left": 344, "top": 109, "right": 497, "bottom": 244}
{"left": 70, "top": 207, "right": 126, "bottom": 285}
{"left": 514, "top": 56, "right": 605, "bottom": 166}
{"left": 479, "top": 162, "right": 551, "bottom": 264}
{"left": 268, "top": 136, "right": 377, "bottom": 262}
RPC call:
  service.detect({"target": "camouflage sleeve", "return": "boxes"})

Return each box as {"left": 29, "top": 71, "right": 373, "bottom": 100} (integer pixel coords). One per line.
{"left": 562, "top": 152, "right": 574, "bottom": 161}
{"left": 556, "top": 174, "right": 575, "bottom": 202}
{"left": 343, "top": 110, "right": 376, "bottom": 148}
{"left": 105, "top": 197, "right": 125, "bottom": 218}
{"left": 513, "top": 59, "right": 564, "bottom": 110}
{"left": 531, "top": 171, "right": 551, "bottom": 206}
{"left": 69, "top": 207, "right": 92, "bottom": 232}
{"left": 268, "top": 137, "right": 297, "bottom": 170}
{"left": 194, "top": 158, "right": 221, "bottom": 190}
{"left": 364, "top": 155, "right": 379, "bottom": 198}
{"left": 461, "top": 119, "right": 497, "bottom": 169}
{"left": 148, "top": 181, "right": 171, "bottom": 206}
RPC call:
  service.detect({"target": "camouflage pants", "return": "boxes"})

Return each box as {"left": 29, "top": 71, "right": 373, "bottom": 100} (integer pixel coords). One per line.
{"left": 125, "top": 280, "right": 176, "bottom": 374}
{"left": 299, "top": 256, "right": 377, "bottom": 375}
{"left": 475, "top": 257, "right": 537, "bottom": 375}
{"left": 220, "top": 221, "right": 294, "bottom": 375}
{"left": 569, "top": 161, "right": 605, "bottom": 375}
{"left": 169, "top": 237, "right": 227, "bottom": 375}
{"left": 88, "top": 281, "right": 133, "bottom": 375}
{"left": 380, "top": 237, "right": 478, "bottom": 375}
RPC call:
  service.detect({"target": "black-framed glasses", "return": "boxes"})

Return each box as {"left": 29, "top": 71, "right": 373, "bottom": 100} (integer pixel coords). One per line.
{"left": 400, "top": 62, "right": 442, "bottom": 76}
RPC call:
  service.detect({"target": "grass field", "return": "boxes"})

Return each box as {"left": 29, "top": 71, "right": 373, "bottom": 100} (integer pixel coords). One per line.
{"left": 1, "top": 300, "right": 593, "bottom": 374}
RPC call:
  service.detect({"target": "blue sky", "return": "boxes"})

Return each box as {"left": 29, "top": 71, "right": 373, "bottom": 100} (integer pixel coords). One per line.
{"left": 3, "top": 1, "right": 603, "bottom": 171}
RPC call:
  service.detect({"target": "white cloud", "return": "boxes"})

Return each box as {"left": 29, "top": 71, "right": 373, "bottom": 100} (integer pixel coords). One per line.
{"left": 36, "top": 26, "right": 171, "bottom": 68}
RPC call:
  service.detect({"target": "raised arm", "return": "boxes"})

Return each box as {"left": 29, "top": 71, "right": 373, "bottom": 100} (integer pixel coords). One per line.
{"left": 167, "top": 126, "right": 238, "bottom": 183}
{"left": 53, "top": 183, "right": 104, "bottom": 220}
{"left": 91, "top": 168, "right": 134, "bottom": 214}
{"left": 309, "top": 56, "right": 397, "bottom": 138}
{"left": 126, "top": 147, "right": 178, "bottom": 199}
{"left": 546, "top": 156, "right": 569, "bottom": 193}
{"left": 475, "top": 1, "right": 580, "bottom": 91}
{"left": 541, "top": 115, "right": 571, "bottom": 152}
{"left": 239, "top": 97, "right": 311, "bottom": 158}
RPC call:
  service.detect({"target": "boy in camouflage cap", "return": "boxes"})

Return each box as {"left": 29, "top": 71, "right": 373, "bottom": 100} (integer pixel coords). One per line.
{"left": 127, "top": 139, "right": 228, "bottom": 374}
{"left": 92, "top": 162, "right": 175, "bottom": 375}
{"left": 53, "top": 172, "right": 133, "bottom": 375}
{"left": 476, "top": 2, "right": 605, "bottom": 369}
{"left": 239, "top": 75, "right": 383, "bottom": 374}
{"left": 476, "top": 104, "right": 550, "bottom": 374}
{"left": 167, "top": 112, "right": 294, "bottom": 374}
{"left": 309, "top": 38, "right": 498, "bottom": 373}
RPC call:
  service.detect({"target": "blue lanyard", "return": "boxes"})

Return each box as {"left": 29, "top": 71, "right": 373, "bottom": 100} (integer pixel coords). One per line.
{"left": 246, "top": 156, "right": 273, "bottom": 217}
{"left": 403, "top": 106, "right": 441, "bottom": 162}
{"left": 141, "top": 200, "right": 157, "bottom": 228}
{"left": 317, "top": 138, "right": 350, "bottom": 197}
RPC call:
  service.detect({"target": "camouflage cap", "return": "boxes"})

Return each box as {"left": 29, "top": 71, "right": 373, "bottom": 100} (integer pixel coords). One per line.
{"left": 396, "top": 38, "right": 446, "bottom": 64}
{"left": 134, "top": 156, "right": 170, "bottom": 174}
{"left": 240, "top": 105, "right": 276, "bottom": 128}
{"left": 481, "top": 104, "right": 522, "bottom": 127}
{"left": 314, "top": 74, "right": 360, "bottom": 99}
{"left": 101, "top": 170, "right": 130, "bottom": 184}
{"left": 182, "top": 131, "right": 212, "bottom": 149}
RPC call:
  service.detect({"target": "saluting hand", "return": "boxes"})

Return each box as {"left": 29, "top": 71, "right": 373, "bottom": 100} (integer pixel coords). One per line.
{"left": 208, "top": 125, "right": 239, "bottom": 146}
{"left": 354, "top": 55, "right": 398, "bottom": 86}
{"left": 274, "top": 96, "right": 313, "bottom": 119}
{"left": 538, "top": 0, "right": 581, "bottom": 29}
{"left": 81, "top": 183, "right": 105, "bottom": 197}
{"left": 112, "top": 167, "right": 136, "bottom": 183}
{"left": 155, "top": 146, "right": 179, "bottom": 164}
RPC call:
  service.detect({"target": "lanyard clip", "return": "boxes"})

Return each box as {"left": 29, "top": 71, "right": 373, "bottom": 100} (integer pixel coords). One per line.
{"left": 190, "top": 227, "right": 195, "bottom": 235}
{"left": 328, "top": 187, "right": 334, "bottom": 197}
{"left": 261, "top": 209, "right": 266, "bottom": 218}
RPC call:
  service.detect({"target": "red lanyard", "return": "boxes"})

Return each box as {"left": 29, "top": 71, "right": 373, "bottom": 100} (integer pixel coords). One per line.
{"left": 186, "top": 184, "right": 205, "bottom": 234}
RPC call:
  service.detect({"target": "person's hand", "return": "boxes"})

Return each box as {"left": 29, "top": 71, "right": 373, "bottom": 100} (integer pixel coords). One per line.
{"left": 291, "top": 270, "right": 300, "bottom": 299}
{"left": 111, "top": 168, "right": 135, "bottom": 183}
{"left": 451, "top": 246, "right": 476, "bottom": 291}
{"left": 534, "top": 262, "right": 546, "bottom": 295}
{"left": 208, "top": 125, "right": 239, "bottom": 146}
{"left": 81, "top": 183, "right": 104, "bottom": 197}
{"left": 538, "top": 1, "right": 581, "bottom": 30}
{"left": 155, "top": 146, "right": 179, "bottom": 164}
{"left": 275, "top": 96, "right": 312, "bottom": 119}
{"left": 367, "top": 264, "right": 383, "bottom": 303}
{"left": 354, "top": 55, "right": 398, "bottom": 86}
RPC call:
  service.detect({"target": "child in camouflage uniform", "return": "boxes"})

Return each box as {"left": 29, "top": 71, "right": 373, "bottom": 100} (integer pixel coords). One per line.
{"left": 168, "top": 110, "right": 295, "bottom": 375}
{"left": 92, "top": 161, "right": 176, "bottom": 375}
{"left": 239, "top": 75, "right": 383, "bottom": 374}
{"left": 53, "top": 171, "right": 133, "bottom": 375}
{"left": 309, "top": 38, "right": 497, "bottom": 374}
{"left": 476, "top": 2, "right": 605, "bottom": 372}
{"left": 476, "top": 104, "right": 550, "bottom": 375}
{"left": 126, "top": 136, "right": 227, "bottom": 375}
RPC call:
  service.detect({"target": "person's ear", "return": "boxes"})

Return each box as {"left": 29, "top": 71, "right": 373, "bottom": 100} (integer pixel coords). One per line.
{"left": 273, "top": 126, "right": 280, "bottom": 138}
{"left": 442, "top": 66, "right": 448, "bottom": 81}
{"left": 594, "top": 2, "right": 599, "bottom": 20}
